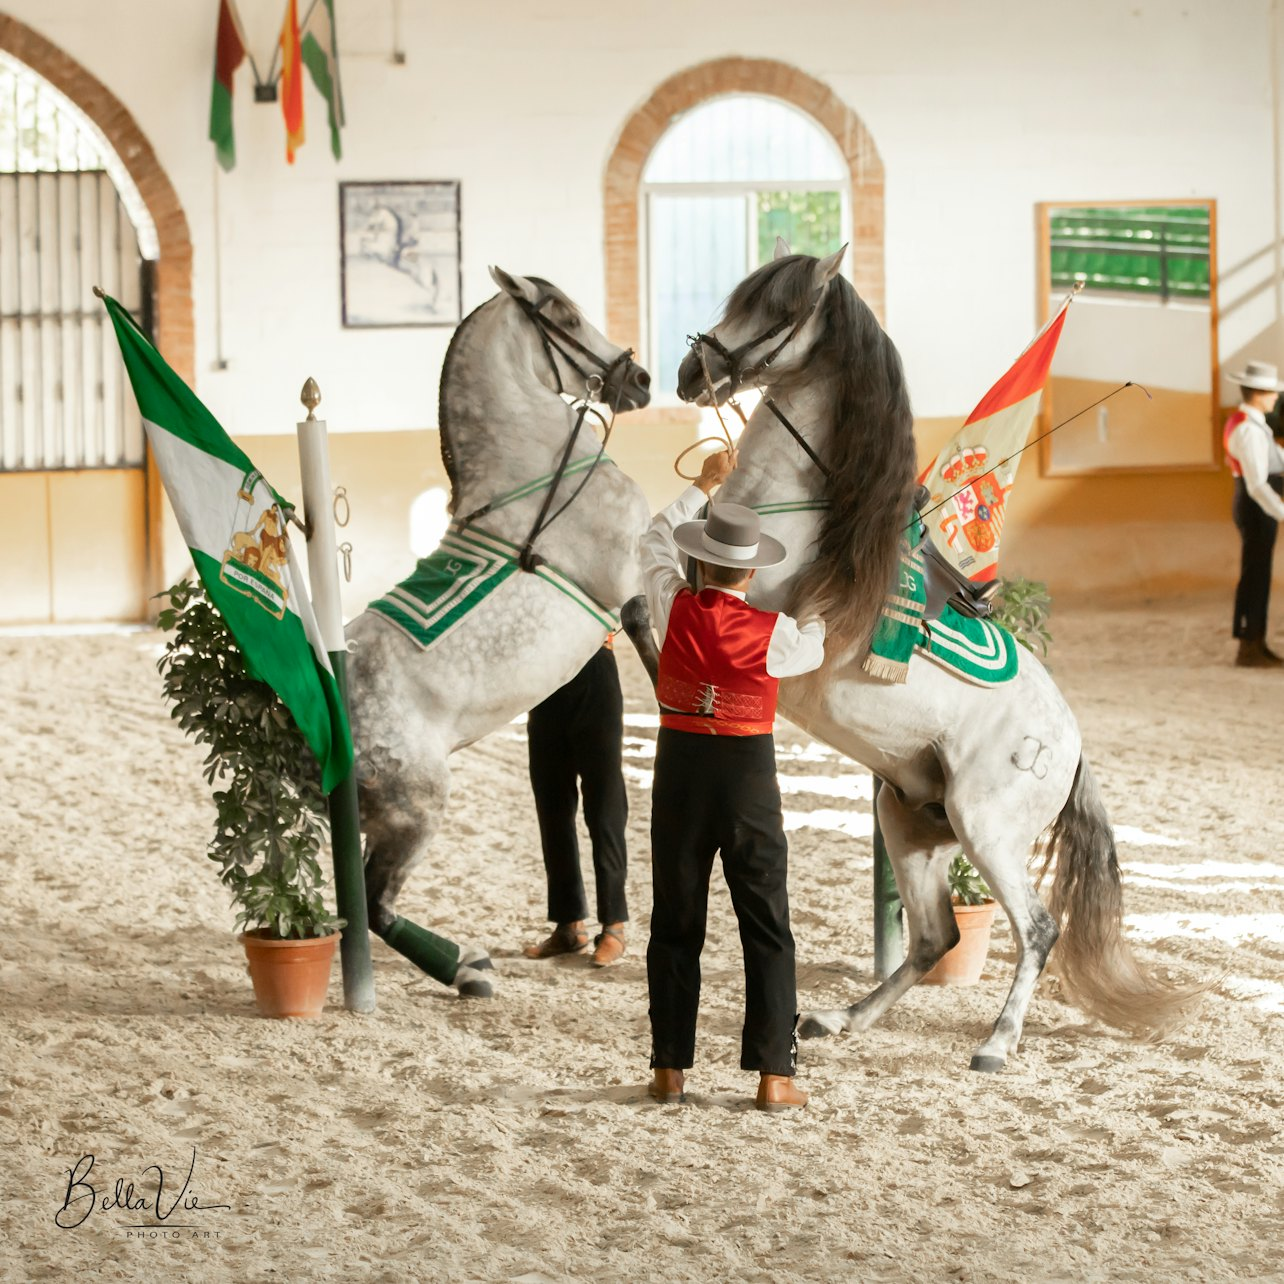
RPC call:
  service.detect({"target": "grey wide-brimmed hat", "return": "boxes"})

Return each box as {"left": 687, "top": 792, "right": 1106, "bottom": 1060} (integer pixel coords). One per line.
{"left": 673, "top": 502, "right": 787, "bottom": 570}
{"left": 1229, "top": 359, "right": 1284, "bottom": 392}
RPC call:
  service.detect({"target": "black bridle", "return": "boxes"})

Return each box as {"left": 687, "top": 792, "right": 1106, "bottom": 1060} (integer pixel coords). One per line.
{"left": 459, "top": 292, "right": 637, "bottom": 572}
{"left": 687, "top": 287, "right": 833, "bottom": 481}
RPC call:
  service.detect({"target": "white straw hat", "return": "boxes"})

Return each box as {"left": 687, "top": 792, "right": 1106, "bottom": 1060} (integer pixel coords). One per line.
{"left": 1228, "top": 359, "right": 1284, "bottom": 392}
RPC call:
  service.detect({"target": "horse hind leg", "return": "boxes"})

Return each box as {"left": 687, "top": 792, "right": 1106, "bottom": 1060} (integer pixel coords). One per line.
{"left": 798, "top": 788, "right": 959, "bottom": 1041}
{"left": 361, "top": 755, "right": 495, "bottom": 999}
{"left": 949, "top": 819, "right": 1059, "bottom": 1073}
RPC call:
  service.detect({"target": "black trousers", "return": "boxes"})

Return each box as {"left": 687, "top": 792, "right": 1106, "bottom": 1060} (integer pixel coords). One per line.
{"left": 527, "top": 646, "right": 628, "bottom": 925}
{"left": 647, "top": 728, "right": 797, "bottom": 1077}
{"left": 1232, "top": 476, "right": 1283, "bottom": 641}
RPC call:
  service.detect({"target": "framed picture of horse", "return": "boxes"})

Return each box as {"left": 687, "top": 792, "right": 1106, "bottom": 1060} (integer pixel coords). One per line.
{"left": 339, "top": 180, "right": 462, "bottom": 327}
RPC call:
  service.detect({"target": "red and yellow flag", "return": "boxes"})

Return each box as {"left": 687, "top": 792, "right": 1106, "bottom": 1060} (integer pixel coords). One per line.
{"left": 279, "top": 0, "right": 305, "bottom": 163}
{"left": 917, "top": 301, "right": 1072, "bottom": 582}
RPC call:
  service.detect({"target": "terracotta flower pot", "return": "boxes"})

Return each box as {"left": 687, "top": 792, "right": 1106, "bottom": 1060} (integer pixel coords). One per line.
{"left": 921, "top": 899, "right": 997, "bottom": 986}
{"left": 239, "top": 930, "right": 338, "bottom": 1018}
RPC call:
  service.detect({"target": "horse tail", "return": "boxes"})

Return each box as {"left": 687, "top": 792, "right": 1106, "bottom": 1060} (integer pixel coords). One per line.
{"left": 1042, "top": 755, "right": 1211, "bottom": 1040}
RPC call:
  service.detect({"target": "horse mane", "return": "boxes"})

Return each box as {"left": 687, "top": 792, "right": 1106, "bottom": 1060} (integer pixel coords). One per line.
{"left": 735, "top": 256, "right": 916, "bottom": 659}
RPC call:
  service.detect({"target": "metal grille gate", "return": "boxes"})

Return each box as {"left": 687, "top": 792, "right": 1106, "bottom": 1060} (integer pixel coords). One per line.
{"left": 0, "top": 170, "right": 146, "bottom": 472}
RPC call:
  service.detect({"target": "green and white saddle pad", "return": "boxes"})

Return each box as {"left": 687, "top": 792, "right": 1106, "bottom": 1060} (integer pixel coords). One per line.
{"left": 368, "top": 525, "right": 619, "bottom": 651}
{"left": 865, "top": 539, "right": 1019, "bottom": 687}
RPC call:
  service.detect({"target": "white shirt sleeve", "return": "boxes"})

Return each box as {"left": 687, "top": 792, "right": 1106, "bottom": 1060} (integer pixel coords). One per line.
{"left": 766, "top": 613, "right": 827, "bottom": 677}
{"left": 641, "top": 485, "right": 708, "bottom": 647}
{"left": 1229, "top": 420, "right": 1284, "bottom": 521}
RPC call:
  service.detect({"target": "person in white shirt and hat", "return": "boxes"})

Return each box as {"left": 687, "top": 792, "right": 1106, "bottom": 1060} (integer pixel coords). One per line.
{"left": 1224, "top": 359, "right": 1284, "bottom": 667}
{"left": 640, "top": 449, "right": 825, "bottom": 1113}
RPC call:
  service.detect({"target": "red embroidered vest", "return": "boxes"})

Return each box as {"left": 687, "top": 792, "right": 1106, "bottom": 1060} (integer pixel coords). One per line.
{"left": 1224, "top": 408, "right": 1247, "bottom": 478}
{"left": 657, "top": 589, "right": 779, "bottom": 736}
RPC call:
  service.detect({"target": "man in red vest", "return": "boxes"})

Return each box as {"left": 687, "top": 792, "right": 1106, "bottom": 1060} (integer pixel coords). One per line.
{"left": 641, "top": 449, "right": 826, "bottom": 1112}
{"left": 1224, "top": 359, "right": 1284, "bottom": 667}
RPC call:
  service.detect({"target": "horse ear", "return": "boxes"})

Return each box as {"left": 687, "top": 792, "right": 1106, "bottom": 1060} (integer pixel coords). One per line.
{"left": 774, "top": 235, "right": 792, "bottom": 260}
{"left": 812, "top": 243, "right": 848, "bottom": 288}
{"left": 488, "top": 265, "right": 541, "bottom": 304}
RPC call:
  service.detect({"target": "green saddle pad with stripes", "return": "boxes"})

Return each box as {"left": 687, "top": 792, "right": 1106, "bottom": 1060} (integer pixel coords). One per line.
{"left": 865, "top": 543, "right": 1019, "bottom": 686}
{"left": 368, "top": 525, "right": 618, "bottom": 651}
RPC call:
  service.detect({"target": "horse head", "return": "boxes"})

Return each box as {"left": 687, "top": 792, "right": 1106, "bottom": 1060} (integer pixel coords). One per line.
{"left": 488, "top": 266, "right": 651, "bottom": 411}
{"left": 676, "top": 244, "right": 847, "bottom": 405}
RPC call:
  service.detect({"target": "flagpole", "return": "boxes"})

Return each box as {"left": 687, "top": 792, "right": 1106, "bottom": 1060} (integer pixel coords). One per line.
{"left": 296, "top": 378, "right": 375, "bottom": 1014}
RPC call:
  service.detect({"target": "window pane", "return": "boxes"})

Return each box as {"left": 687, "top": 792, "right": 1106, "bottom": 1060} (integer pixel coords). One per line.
{"left": 649, "top": 193, "right": 748, "bottom": 396}
{"left": 756, "top": 191, "right": 843, "bottom": 263}
{"left": 644, "top": 94, "right": 845, "bottom": 184}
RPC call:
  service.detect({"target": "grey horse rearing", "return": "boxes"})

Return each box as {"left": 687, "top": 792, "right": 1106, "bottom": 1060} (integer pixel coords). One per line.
{"left": 673, "top": 244, "right": 1208, "bottom": 1071}
{"left": 346, "top": 267, "right": 652, "bottom": 998}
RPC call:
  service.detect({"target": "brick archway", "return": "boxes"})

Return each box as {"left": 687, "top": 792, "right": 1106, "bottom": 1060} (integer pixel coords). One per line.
{"left": 604, "top": 56, "right": 885, "bottom": 354}
{"left": 0, "top": 14, "right": 194, "bottom": 601}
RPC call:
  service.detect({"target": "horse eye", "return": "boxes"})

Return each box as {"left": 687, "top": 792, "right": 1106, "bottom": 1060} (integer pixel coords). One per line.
{"left": 565, "top": 314, "right": 581, "bottom": 329}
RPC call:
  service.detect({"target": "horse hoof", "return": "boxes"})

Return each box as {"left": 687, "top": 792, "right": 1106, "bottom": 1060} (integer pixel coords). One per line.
{"left": 455, "top": 970, "right": 495, "bottom": 999}
{"left": 459, "top": 945, "right": 494, "bottom": 971}
{"left": 796, "top": 1011, "right": 844, "bottom": 1040}
{"left": 969, "top": 1054, "right": 1005, "bottom": 1074}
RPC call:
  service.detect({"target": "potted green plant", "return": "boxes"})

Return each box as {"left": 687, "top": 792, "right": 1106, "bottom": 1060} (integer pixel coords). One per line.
{"left": 923, "top": 578, "right": 1051, "bottom": 986}
{"left": 157, "top": 578, "right": 343, "bottom": 1018}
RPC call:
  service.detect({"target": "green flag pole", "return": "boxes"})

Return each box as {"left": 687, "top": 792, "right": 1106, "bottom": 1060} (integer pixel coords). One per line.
{"left": 296, "top": 379, "right": 375, "bottom": 1014}
{"left": 872, "top": 777, "right": 904, "bottom": 980}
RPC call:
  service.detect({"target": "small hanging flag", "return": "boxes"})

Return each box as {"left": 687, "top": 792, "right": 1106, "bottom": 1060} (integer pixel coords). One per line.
{"left": 279, "top": 0, "right": 305, "bottom": 162}
{"left": 208, "top": 0, "right": 249, "bottom": 172}
{"left": 302, "top": 0, "right": 345, "bottom": 160}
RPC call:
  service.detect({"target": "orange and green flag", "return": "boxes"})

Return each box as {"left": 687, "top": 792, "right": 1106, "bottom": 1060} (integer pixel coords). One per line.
{"left": 209, "top": 0, "right": 248, "bottom": 172}
{"left": 280, "top": 0, "right": 305, "bottom": 163}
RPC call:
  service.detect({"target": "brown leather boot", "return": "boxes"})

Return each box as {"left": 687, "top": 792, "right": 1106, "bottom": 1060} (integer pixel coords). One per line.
{"left": 648, "top": 1068, "right": 686, "bottom": 1104}
{"left": 591, "top": 924, "right": 625, "bottom": 968}
{"left": 1236, "top": 639, "right": 1284, "bottom": 668}
{"left": 522, "top": 921, "right": 588, "bottom": 959}
{"left": 756, "top": 1074, "right": 808, "bottom": 1113}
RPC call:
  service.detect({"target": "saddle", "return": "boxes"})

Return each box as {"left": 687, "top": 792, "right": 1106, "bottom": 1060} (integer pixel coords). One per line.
{"left": 913, "top": 486, "right": 1000, "bottom": 622}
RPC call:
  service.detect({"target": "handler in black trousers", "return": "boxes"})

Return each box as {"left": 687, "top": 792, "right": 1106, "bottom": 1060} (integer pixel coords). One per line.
{"left": 641, "top": 449, "right": 826, "bottom": 1112}
{"left": 523, "top": 639, "right": 630, "bottom": 967}
{"left": 1224, "top": 359, "right": 1284, "bottom": 667}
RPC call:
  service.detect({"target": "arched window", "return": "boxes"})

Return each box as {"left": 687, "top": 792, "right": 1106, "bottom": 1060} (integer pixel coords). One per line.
{"left": 0, "top": 50, "right": 156, "bottom": 472}
{"left": 641, "top": 94, "right": 849, "bottom": 398}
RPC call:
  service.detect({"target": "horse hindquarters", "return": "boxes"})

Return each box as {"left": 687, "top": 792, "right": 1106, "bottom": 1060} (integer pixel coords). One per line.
{"left": 1042, "top": 756, "right": 1209, "bottom": 1040}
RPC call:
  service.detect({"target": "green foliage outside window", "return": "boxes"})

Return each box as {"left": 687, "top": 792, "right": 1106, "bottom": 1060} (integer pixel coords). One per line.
{"left": 757, "top": 191, "right": 843, "bottom": 262}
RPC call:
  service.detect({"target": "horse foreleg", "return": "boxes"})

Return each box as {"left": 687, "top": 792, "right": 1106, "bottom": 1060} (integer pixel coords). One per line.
{"left": 957, "top": 839, "right": 1059, "bottom": 1073}
{"left": 361, "top": 759, "right": 495, "bottom": 999}
{"left": 620, "top": 594, "right": 659, "bottom": 689}
{"left": 798, "top": 788, "right": 957, "bottom": 1040}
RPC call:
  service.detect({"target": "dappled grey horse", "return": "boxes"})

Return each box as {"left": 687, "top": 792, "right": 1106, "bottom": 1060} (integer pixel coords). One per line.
{"left": 346, "top": 268, "right": 653, "bottom": 997}
{"left": 670, "top": 243, "right": 1205, "bottom": 1071}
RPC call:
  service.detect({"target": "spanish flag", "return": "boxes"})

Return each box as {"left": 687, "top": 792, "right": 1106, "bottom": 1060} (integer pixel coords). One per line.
{"left": 280, "top": 0, "right": 305, "bottom": 163}
{"left": 916, "top": 300, "right": 1072, "bottom": 583}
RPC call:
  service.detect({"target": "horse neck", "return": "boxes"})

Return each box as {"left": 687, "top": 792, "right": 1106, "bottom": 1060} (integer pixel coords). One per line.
{"left": 439, "top": 300, "right": 581, "bottom": 522}
{"left": 719, "top": 380, "right": 834, "bottom": 609}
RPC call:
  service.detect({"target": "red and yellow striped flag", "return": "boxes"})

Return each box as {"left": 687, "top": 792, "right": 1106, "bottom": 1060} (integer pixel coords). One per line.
{"left": 917, "top": 301, "right": 1071, "bottom": 582}
{"left": 279, "top": 0, "right": 305, "bottom": 163}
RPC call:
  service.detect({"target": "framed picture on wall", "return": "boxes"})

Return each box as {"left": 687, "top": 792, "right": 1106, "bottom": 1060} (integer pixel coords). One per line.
{"left": 339, "top": 180, "right": 462, "bottom": 327}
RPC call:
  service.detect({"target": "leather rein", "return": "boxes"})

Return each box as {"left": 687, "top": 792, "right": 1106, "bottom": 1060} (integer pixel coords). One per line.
{"left": 458, "top": 293, "right": 637, "bottom": 572}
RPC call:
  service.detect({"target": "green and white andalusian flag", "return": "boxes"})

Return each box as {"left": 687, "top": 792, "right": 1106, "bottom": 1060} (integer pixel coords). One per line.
{"left": 102, "top": 293, "right": 353, "bottom": 793}
{"left": 301, "top": 0, "right": 345, "bottom": 160}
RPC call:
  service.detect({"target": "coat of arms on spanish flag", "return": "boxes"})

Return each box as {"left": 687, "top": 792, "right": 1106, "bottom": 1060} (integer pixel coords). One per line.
{"left": 917, "top": 298, "right": 1073, "bottom": 582}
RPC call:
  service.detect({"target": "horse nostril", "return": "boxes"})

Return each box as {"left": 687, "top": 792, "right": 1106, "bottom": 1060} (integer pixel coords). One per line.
{"left": 635, "top": 370, "right": 651, "bottom": 389}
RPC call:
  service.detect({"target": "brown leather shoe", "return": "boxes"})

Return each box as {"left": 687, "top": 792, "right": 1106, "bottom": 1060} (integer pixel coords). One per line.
{"left": 756, "top": 1074, "right": 808, "bottom": 1113}
{"left": 1236, "top": 639, "right": 1284, "bottom": 668}
{"left": 522, "top": 921, "right": 588, "bottom": 959}
{"left": 648, "top": 1068, "right": 686, "bottom": 1104}
{"left": 591, "top": 924, "right": 625, "bottom": 967}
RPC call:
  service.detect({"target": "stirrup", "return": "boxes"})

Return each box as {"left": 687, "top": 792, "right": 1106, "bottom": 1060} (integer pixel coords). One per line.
{"left": 949, "top": 579, "right": 1000, "bottom": 619}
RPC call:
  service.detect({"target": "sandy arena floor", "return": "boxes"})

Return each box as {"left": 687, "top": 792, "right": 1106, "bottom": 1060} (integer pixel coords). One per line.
{"left": 2, "top": 595, "right": 1283, "bottom": 1283}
